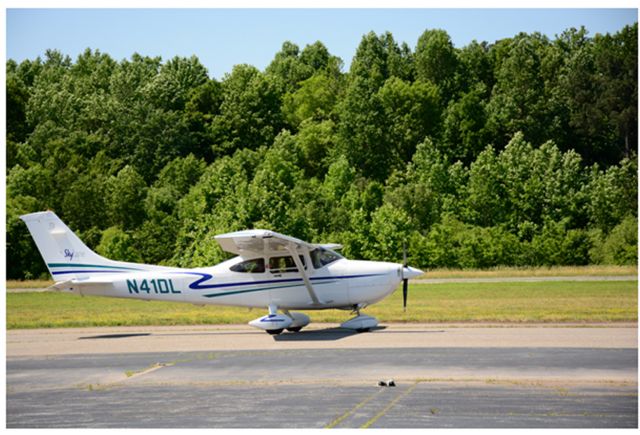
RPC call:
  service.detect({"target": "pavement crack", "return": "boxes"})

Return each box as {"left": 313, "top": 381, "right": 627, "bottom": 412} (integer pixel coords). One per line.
{"left": 124, "top": 362, "right": 173, "bottom": 379}
{"left": 360, "top": 381, "right": 419, "bottom": 428}
{"left": 325, "top": 388, "right": 385, "bottom": 428}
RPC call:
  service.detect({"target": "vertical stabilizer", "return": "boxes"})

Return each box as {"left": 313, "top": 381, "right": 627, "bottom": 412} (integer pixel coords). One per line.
{"left": 20, "top": 211, "right": 153, "bottom": 280}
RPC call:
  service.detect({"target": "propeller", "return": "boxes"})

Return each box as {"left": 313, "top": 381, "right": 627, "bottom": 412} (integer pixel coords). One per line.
{"left": 402, "top": 241, "right": 408, "bottom": 311}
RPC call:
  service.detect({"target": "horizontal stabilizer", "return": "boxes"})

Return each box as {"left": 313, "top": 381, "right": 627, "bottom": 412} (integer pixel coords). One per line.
{"left": 50, "top": 277, "right": 116, "bottom": 292}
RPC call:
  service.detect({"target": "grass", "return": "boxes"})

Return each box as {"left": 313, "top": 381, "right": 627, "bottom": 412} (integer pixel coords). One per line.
{"left": 423, "top": 265, "right": 637, "bottom": 278}
{"left": 6, "top": 280, "right": 637, "bottom": 329}
{"left": 6, "top": 280, "right": 55, "bottom": 289}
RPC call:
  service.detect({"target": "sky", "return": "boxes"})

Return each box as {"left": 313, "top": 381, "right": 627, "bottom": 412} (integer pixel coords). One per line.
{"left": 6, "top": 8, "right": 639, "bottom": 79}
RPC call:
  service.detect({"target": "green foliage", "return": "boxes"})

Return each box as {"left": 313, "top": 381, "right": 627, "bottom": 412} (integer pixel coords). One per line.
{"left": 144, "top": 55, "right": 209, "bottom": 111}
{"left": 415, "top": 29, "right": 458, "bottom": 100}
{"left": 7, "top": 195, "right": 49, "bottom": 280}
{"left": 586, "top": 158, "right": 638, "bottom": 232}
{"left": 442, "top": 84, "right": 489, "bottom": 164}
{"left": 366, "top": 203, "right": 415, "bottom": 262}
{"left": 6, "top": 72, "right": 30, "bottom": 144}
{"left": 282, "top": 71, "right": 342, "bottom": 127}
{"left": 530, "top": 219, "right": 591, "bottom": 266}
{"left": 337, "top": 31, "right": 416, "bottom": 180}
{"left": 601, "top": 216, "right": 638, "bottom": 265}
{"left": 466, "top": 133, "right": 586, "bottom": 230}
{"left": 416, "top": 217, "right": 523, "bottom": 269}
{"left": 210, "top": 64, "right": 284, "bottom": 156}
{"left": 376, "top": 77, "right": 441, "bottom": 165}
{"left": 96, "top": 227, "right": 143, "bottom": 263}
{"left": 5, "top": 24, "right": 638, "bottom": 278}
{"left": 294, "top": 119, "right": 338, "bottom": 177}
{"left": 106, "top": 165, "right": 147, "bottom": 230}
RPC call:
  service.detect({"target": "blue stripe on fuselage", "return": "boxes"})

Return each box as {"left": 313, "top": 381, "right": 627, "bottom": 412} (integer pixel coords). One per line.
{"left": 176, "top": 272, "right": 383, "bottom": 291}
{"left": 202, "top": 280, "right": 337, "bottom": 299}
{"left": 51, "top": 270, "right": 131, "bottom": 275}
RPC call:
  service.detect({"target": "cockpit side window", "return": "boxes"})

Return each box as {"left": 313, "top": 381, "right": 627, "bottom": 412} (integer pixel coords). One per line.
{"left": 310, "top": 248, "right": 342, "bottom": 269}
{"left": 268, "top": 255, "right": 306, "bottom": 274}
{"left": 230, "top": 258, "right": 265, "bottom": 273}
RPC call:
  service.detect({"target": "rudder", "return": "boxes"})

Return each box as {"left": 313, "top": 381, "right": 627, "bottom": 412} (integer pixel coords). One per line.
{"left": 20, "top": 211, "right": 148, "bottom": 280}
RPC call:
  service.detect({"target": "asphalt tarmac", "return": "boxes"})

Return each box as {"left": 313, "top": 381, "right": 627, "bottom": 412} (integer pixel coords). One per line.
{"left": 6, "top": 324, "right": 638, "bottom": 428}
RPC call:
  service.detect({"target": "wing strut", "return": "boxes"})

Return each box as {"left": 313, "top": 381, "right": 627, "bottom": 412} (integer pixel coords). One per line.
{"left": 286, "top": 246, "right": 323, "bottom": 306}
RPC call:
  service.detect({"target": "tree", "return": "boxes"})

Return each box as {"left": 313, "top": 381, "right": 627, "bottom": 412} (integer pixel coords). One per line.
{"left": 96, "top": 226, "right": 143, "bottom": 263}
{"left": 300, "top": 41, "right": 335, "bottom": 71}
{"left": 110, "top": 53, "right": 161, "bottom": 104}
{"left": 294, "top": 119, "right": 338, "bottom": 178}
{"left": 585, "top": 158, "right": 638, "bottom": 232}
{"left": 133, "top": 155, "right": 207, "bottom": 264}
{"left": 415, "top": 29, "right": 458, "bottom": 102}
{"left": 183, "top": 79, "right": 223, "bottom": 161}
{"left": 376, "top": 77, "right": 441, "bottom": 167}
{"left": 385, "top": 138, "right": 461, "bottom": 232}
{"left": 466, "top": 133, "right": 586, "bottom": 231}
{"left": 144, "top": 55, "right": 209, "bottom": 111}
{"left": 6, "top": 73, "right": 30, "bottom": 145}
{"left": 7, "top": 195, "right": 49, "bottom": 279}
{"left": 365, "top": 203, "right": 415, "bottom": 262}
{"left": 455, "top": 40, "right": 493, "bottom": 95}
{"left": 349, "top": 31, "right": 403, "bottom": 88}
{"left": 441, "top": 84, "right": 489, "bottom": 164}
{"left": 210, "top": 65, "right": 284, "bottom": 156}
{"left": 561, "top": 24, "right": 638, "bottom": 164}
{"left": 337, "top": 32, "right": 422, "bottom": 180}
{"left": 601, "top": 216, "right": 638, "bottom": 265}
{"left": 282, "top": 70, "right": 342, "bottom": 127}
{"left": 105, "top": 165, "right": 148, "bottom": 230}
{"left": 485, "top": 33, "right": 557, "bottom": 147}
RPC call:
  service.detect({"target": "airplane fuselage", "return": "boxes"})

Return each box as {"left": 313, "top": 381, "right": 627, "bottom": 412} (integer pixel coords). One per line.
{"left": 56, "top": 256, "right": 403, "bottom": 310}
{"left": 23, "top": 211, "right": 423, "bottom": 333}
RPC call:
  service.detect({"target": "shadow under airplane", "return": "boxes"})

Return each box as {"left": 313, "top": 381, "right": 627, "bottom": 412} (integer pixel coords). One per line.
{"left": 273, "top": 326, "right": 387, "bottom": 342}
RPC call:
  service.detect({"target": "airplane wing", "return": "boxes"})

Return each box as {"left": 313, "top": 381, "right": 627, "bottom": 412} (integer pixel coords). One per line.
{"left": 215, "top": 229, "right": 341, "bottom": 256}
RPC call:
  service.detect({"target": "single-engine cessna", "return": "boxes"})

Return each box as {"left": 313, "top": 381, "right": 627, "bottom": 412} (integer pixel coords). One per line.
{"left": 21, "top": 211, "right": 423, "bottom": 334}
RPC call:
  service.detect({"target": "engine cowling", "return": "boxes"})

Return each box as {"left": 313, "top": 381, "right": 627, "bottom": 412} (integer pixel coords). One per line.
{"left": 248, "top": 313, "right": 292, "bottom": 331}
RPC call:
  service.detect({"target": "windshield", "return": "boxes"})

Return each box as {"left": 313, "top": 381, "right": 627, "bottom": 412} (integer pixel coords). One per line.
{"left": 310, "top": 248, "right": 342, "bottom": 269}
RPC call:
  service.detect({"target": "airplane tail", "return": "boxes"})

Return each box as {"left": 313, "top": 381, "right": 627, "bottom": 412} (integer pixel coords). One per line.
{"left": 20, "top": 211, "right": 151, "bottom": 281}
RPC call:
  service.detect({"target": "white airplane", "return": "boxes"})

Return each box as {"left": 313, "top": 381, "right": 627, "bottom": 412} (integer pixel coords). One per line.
{"left": 20, "top": 211, "right": 423, "bottom": 334}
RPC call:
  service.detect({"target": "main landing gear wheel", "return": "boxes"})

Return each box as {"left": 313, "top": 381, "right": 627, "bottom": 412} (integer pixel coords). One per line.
{"left": 286, "top": 326, "right": 303, "bottom": 332}
{"left": 266, "top": 329, "right": 284, "bottom": 335}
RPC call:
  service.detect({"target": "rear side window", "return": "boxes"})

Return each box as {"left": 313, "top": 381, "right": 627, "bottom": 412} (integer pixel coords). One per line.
{"left": 269, "top": 255, "right": 306, "bottom": 273}
{"left": 230, "top": 258, "right": 265, "bottom": 273}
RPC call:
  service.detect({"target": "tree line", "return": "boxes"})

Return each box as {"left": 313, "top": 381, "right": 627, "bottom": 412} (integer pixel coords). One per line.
{"left": 6, "top": 24, "right": 638, "bottom": 279}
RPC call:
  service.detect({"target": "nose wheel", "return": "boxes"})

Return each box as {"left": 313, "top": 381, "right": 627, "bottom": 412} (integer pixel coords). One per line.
{"left": 341, "top": 313, "right": 378, "bottom": 332}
